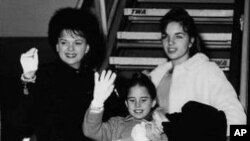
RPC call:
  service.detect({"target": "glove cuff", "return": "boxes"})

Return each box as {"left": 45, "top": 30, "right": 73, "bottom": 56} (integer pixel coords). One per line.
{"left": 21, "top": 73, "right": 36, "bottom": 83}
{"left": 90, "top": 100, "right": 104, "bottom": 113}
{"left": 91, "top": 99, "right": 104, "bottom": 108}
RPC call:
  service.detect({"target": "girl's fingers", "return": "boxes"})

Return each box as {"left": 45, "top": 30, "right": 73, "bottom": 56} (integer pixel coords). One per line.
{"left": 109, "top": 73, "right": 116, "bottom": 84}
{"left": 94, "top": 72, "right": 99, "bottom": 84}
{"left": 104, "top": 70, "right": 112, "bottom": 81}
{"left": 100, "top": 70, "right": 106, "bottom": 81}
{"left": 100, "top": 70, "right": 116, "bottom": 82}
{"left": 96, "top": 70, "right": 116, "bottom": 87}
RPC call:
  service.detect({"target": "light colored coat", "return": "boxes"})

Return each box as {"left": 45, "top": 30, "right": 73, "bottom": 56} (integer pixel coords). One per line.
{"left": 149, "top": 53, "right": 246, "bottom": 135}
{"left": 83, "top": 109, "right": 168, "bottom": 141}
{"left": 83, "top": 108, "right": 143, "bottom": 141}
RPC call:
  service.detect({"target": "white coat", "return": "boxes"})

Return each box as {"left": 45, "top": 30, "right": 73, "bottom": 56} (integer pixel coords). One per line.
{"left": 150, "top": 53, "right": 246, "bottom": 135}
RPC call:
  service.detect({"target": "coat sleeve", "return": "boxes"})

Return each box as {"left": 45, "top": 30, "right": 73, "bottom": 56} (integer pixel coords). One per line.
{"left": 201, "top": 64, "right": 246, "bottom": 136}
{"left": 83, "top": 108, "right": 117, "bottom": 141}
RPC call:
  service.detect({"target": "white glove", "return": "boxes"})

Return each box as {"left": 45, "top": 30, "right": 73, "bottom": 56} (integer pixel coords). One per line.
{"left": 145, "top": 121, "right": 163, "bottom": 141}
{"left": 20, "top": 48, "right": 38, "bottom": 79}
{"left": 131, "top": 122, "right": 149, "bottom": 141}
{"left": 152, "top": 107, "right": 169, "bottom": 132}
{"left": 152, "top": 107, "right": 168, "bottom": 133}
{"left": 91, "top": 70, "right": 116, "bottom": 108}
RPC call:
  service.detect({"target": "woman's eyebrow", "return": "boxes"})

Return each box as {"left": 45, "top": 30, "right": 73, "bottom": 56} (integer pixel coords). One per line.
{"left": 58, "top": 38, "right": 66, "bottom": 41}
{"left": 175, "top": 32, "right": 186, "bottom": 35}
{"left": 140, "top": 96, "right": 150, "bottom": 99}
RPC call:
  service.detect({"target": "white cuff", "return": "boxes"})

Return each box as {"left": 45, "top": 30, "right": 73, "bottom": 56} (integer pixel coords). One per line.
{"left": 21, "top": 73, "right": 36, "bottom": 83}
{"left": 91, "top": 99, "right": 104, "bottom": 108}
{"left": 90, "top": 101, "right": 104, "bottom": 113}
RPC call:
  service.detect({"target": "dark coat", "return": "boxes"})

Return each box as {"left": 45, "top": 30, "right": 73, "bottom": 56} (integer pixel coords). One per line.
{"left": 0, "top": 74, "right": 32, "bottom": 141}
{"left": 30, "top": 61, "right": 127, "bottom": 141}
{"left": 0, "top": 60, "right": 127, "bottom": 141}
{"left": 163, "top": 101, "right": 227, "bottom": 141}
{"left": 29, "top": 61, "right": 94, "bottom": 141}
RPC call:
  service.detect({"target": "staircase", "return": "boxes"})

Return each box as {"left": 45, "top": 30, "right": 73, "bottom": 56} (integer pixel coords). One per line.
{"left": 108, "top": 0, "right": 239, "bottom": 80}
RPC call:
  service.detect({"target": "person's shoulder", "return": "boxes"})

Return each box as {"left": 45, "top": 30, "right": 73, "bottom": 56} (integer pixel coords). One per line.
{"left": 80, "top": 66, "right": 95, "bottom": 84}
{"left": 150, "top": 61, "right": 172, "bottom": 76}
{"left": 200, "top": 60, "right": 224, "bottom": 75}
{"left": 154, "top": 61, "right": 171, "bottom": 70}
{"left": 188, "top": 53, "right": 222, "bottom": 75}
{"left": 38, "top": 61, "right": 58, "bottom": 72}
{"left": 106, "top": 116, "right": 127, "bottom": 126}
{"left": 35, "top": 61, "right": 60, "bottom": 82}
{"left": 193, "top": 60, "right": 229, "bottom": 85}
{"left": 184, "top": 53, "right": 227, "bottom": 81}
{"left": 198, "top": 60, "right": 220, "bottom": 72}
{"left": 81, "top": 66, "right": 95, "bottom": 75}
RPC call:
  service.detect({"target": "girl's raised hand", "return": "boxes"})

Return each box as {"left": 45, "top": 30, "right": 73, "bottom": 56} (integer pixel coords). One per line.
{"left": 92, "top": 70, "right": 116, "bottom": 108}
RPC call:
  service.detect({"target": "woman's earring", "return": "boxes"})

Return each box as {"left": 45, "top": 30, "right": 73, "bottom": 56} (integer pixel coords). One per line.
{"left": 188, "top": 43, "right": 192, "bottom": 48}
{"left": 189, "top": 38, "right": 195, "bottom": 48}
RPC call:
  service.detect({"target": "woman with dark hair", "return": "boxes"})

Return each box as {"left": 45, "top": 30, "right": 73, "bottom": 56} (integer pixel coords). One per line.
{"left": 47, "top": 7, "right": 105, "bottom": 68}
{"left": 149, "top": 7, "right": 246, "bottom": 136}
{"left": 19, "top": 7, "right": 124, "bottom": 141}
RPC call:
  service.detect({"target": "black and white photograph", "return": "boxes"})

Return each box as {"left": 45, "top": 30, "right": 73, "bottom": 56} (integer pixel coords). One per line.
{"left": 0, "top": 0, "right": 249, "bottom": 141}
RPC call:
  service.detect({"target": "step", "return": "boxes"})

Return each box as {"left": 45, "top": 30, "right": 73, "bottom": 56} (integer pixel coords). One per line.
{"left": 124, "top": 8, "right": 233, "bottom": 17}
{"left": 117, "top": 40, "right": 231, "bottom": 49}
{"left": 110, "top": 57, "right": 166, "bottom": 66}
{"left": 117, "top": 32, "right": 232, "bottom": 41}
{"left": 109, "top": 56, "right": 230, "bottom": 71}
{"left": 126, "top": 21, "right": 233, "bottom": 32}
{"left": 136, "top": 0, "right": 234, "bottom": 4}
{"left": 134, "top": 2, "right": 234, "bottom": 10}
{"left": 128, "top": 17, "right": 233, "bottom": 24}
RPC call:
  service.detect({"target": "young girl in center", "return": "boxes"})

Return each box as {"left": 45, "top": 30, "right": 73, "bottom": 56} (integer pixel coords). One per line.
{"left": 83, "top": 70, "right": 168, "bottom": 141}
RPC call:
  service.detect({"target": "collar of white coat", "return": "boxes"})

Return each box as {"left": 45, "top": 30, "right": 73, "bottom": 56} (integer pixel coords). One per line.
{"left": 150, "top": 53, "right": 209, "bottom": 86}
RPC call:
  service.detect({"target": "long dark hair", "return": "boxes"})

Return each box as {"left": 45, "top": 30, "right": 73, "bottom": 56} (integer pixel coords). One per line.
{"left": 160, "top": 7, "right": 203, "bottom": 57}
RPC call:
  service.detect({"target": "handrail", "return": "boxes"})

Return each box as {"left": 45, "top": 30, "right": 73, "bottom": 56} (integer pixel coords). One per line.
{"left": 107, "top": 0, "right": 119, "bottom": 33}
{"left": 76, "top": 0, "right": 84, "bottom": 9}
{"left": 137, "top": 0, "right": 234, "bottom": 3}
{"left": 100, "top": 0, "right": 127, "bottom": 69}
{"left": 96, "top": 0, "right": 120, "bottom": 37}
{"left": 239, "top": 0, "right": 249, "bottom": 111}
{"left": 100, "top": 0, "right": 108, "bottom": 36}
